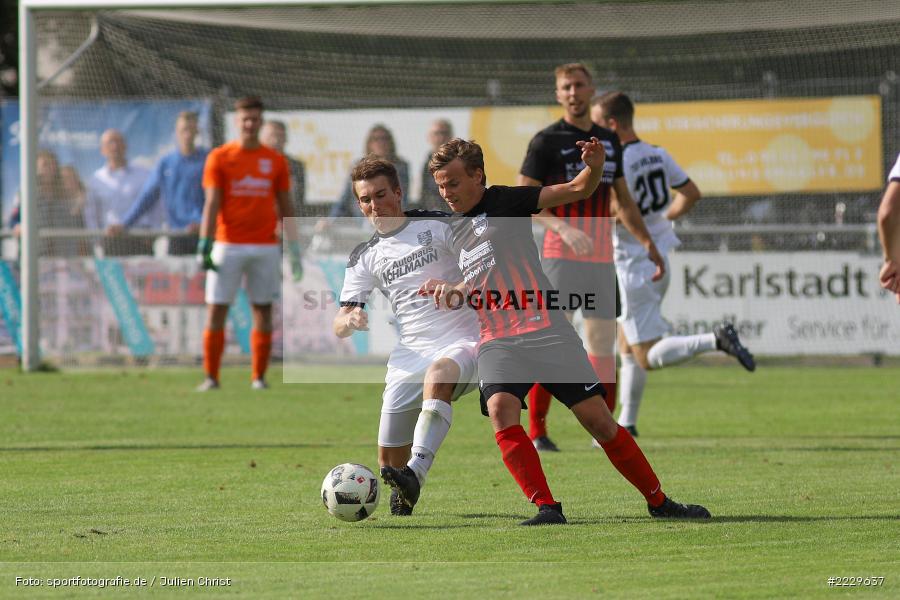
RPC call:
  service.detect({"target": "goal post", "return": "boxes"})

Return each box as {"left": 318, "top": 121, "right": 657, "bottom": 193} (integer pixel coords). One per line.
{"left": 18, "top": 3, "right": 38, "bottom": 370}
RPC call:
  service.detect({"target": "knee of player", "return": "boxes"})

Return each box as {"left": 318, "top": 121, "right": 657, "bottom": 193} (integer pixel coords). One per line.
{"left": 588, "top": 406, "right": 619, "bottom": 442}
{"left": 571, "top": 396, "right": 618, "bottom": 441}
{"left": 625, "top": 344, "right": 654, "bottom": 370}
{"left": 206, "top": 310, "right": 228, "bottom": 331}
{"left": 487, "top": 393, "right": 522, "bottom": 427}
{"left": 423, "top": 382, "right": 456, "bottom": 402}
{"left": 423, "top": 360, "right": 460, "bottom": 388}
{"left": 585, "top": 322, "right": 616, "bottom": 352}
{"left": 635, "top": 354, "right": 652, "bottom": 371}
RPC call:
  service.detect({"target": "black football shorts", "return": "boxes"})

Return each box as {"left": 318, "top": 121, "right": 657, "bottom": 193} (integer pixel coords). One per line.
{"left": 476, "top": 322, "right": 605, "bottom": 416}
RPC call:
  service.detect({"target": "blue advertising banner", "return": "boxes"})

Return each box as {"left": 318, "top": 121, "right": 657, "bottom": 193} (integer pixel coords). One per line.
{"left": 229, "top": 289, "right": 252, "bottom": 355}
{"left": 0, "top": 260, "right": 22, "bottom": 355}
{"left": 94, "top": 258, "right": 155, "bottom": 358}
{"left": 1, "top": 99, "right": 212, "bottom": 225}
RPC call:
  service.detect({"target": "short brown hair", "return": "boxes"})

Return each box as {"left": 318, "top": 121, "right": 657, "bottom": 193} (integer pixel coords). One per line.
{"left": 350, "top": 155, "right": 401, "bottom": 199}
{"left": 177, "top": 110, "right": 198, "bottom": 124}
{"left": 234, "top": 96, "right": 264, "bottom": 112}
{"left": 428, "top": 138, "right": 486, "bottom": 185}
{"left": 554, "top": 62, "right": 593, "bottom": 82}
{"left": 365, "top": 124, "right": 397, "bottom": 159}
{"left": 593, "top": 91, "right": 634, "bottom": 127}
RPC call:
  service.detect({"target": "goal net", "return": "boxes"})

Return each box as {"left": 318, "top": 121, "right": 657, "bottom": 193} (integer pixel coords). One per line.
{"left": 4, "top": 0, "right": 900, "bottom": 368}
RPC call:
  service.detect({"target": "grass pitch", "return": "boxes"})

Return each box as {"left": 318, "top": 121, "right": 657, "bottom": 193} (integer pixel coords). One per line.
{"left": 0, "top": 365, "right": 897, "bottom": 598}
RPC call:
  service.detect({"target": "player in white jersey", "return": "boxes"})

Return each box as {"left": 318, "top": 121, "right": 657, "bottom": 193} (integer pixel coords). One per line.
{"left": 333, "top": 157, "right": 479, "bottom": 515}
{"left": 878, "top": 152, "right": 900, "bottom": 303}
{"left": 592, "top": 92, "right": 756, "bottom": 435}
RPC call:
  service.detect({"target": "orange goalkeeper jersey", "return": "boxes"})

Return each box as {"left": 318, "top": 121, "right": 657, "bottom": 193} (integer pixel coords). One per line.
{"left": 203, "top": 141, "right": 290, "bottom": 244}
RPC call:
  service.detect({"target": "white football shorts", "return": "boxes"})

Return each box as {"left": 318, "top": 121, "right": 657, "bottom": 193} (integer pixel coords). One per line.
{"left": 377, "top": 339, "right": 478, "bottom": 447}
{"left": 205, "top": 242, "right": 281, "bottom": 306}
{"left": 616, "top": 253, "right": 672, "bottom": 345}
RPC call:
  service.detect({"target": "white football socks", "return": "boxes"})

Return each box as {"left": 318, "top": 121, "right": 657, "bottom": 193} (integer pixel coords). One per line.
{"left": 617, "top": 353, "right": 647, "bottom": 428}
{"left": 407, "top": 398, "right": 453, "bottom": 485}
{"left": 646, "top": 333, "right": 717, "bottom": 369}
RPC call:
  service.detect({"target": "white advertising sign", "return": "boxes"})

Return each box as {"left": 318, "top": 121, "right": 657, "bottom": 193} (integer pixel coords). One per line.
{"left": 663, "top": 252, "right": 900, "bottom": 355}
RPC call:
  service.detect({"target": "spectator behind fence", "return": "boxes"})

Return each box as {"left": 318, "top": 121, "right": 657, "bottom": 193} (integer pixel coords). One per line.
{"left": 86, "top": 128, "right": 160, "bottom": 256}
{"left": 60, "top": 165, "right": 87, "bottom": 219}
{"left": 261, "top": 119, "right": 309, "bottom": 218}
{"left": 417, "top": 119, "right": 453, "bottom": 211}
{"left": 316, "top": 124, "right": 409, "bottom": 232}
{"left": 107, "top": 112, "right": 208, "bottom": 255}
{"left": 8, "top": 150, "right": 88, "bottom": 257}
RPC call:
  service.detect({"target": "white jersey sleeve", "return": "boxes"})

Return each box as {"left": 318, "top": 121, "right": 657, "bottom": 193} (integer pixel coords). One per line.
{"left": 661, "top": 147, "right": 690, "bottom": 189}
{"left": 339, "top": 240, "right": 379, "bottom": 307}
{"left": 889, "top": 152, "right": 900, "bottom": 183}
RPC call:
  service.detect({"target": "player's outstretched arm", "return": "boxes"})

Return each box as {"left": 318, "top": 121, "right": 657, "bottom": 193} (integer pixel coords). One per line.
{"left": 877, "top": 181, "right": 900, "bottom": 300}
{"left": 333, "top": 306, "right": 369, "bottom": 337}
{"left": 666, "top": 180, "right": 702, "bottom": 220}
{"left": 537, "top": 137, "right": 605, "bottom": 209}
{"left": 611, "top": 177, "right": 665, "bottom": 281}
{"left": 113, "top": 166, "right": 163, "bottom": 235}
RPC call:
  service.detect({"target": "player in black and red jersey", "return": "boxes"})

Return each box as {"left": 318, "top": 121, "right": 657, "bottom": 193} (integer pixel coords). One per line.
{"left": 422, "top": 138, "right": 709, "bottom": 525}
{"left": 519, "top": 63, "right": 664, "bottom": 451}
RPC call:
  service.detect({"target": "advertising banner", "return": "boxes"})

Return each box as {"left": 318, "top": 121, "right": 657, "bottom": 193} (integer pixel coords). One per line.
{"left": 0, "top": 260, "right": 21, "bottom": 354}
{"left": 2, "top": 251, "right": 897, "bottom": 361}
{"left": 629, "top": 96, "right": 883, "bottom": 195}
{"left": 0, "top": 255, "right": 352, "bottom": 364}
{"left": 469, "top": 96, "right": 883, "bottom": 194}
{"left": 94, "top": 258, "right": 156, "bottom": 358}
{"left": 1, "top": 99, "right": 213, "bottom": 225}
{"left": 663, "top": 252, "right": 900, "bottom": 355}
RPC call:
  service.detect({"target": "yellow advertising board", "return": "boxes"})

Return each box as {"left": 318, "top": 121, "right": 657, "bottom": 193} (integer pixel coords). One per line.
{"left": 471, "top": 96, "right": 883, "bottom": 195}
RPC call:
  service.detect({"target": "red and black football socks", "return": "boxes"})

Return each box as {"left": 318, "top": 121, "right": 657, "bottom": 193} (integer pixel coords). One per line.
{"left": 495, "top": 424, "right": 556, "bottom": 506}
{"left": 599, "top": 425, "right": 665, "bottom": 507}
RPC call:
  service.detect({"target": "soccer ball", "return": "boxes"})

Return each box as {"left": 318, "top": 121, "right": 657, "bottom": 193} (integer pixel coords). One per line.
{"left": 321, "top": 463, "right": 380, "bottom": 522}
